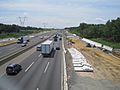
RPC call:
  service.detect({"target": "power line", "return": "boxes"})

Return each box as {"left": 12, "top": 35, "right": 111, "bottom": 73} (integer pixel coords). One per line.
{"left": 18, "top": 16, "right": 27, "bottom": 26}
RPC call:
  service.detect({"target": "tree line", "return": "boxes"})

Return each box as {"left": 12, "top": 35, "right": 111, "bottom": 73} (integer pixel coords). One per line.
{"left": 0, "top": 23, "right": 43, "bottom": 34}
{"left": 66, "top": 17, "right": 120, "bottom": 42}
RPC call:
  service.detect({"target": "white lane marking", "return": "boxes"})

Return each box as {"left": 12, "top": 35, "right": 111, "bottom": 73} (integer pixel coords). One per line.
{"left": 0, "top": 72, "right": 5, "bottom": 78}
{"left": 44, "top": 62, "right": 49, "bottom": 73}
{"left": 38, "top": 54, "right": 41, "bottom": 57}
{"left": 9, "top": 47, "right": 16, "bottom": 50}
{"left": 25, "top": 62, "right": 34, "bottom": 72}
{"left": 36, "top": 88, "right": 39, "bottom": 90}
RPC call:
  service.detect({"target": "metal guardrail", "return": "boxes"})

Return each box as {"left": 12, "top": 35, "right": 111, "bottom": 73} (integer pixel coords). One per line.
{"left": 0, "top": 34, "right": 54, "bottom": 66}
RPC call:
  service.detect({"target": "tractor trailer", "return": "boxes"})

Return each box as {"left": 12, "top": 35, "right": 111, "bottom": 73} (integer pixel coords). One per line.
{"left": 17, "top": 36, "right": 30, "bottom": 44}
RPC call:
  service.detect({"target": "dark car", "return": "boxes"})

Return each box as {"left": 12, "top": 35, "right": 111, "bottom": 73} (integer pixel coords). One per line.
{"left": 86, "top": 43, "right": 91, "bottom": 47}
{"left": 56, "top": 47, "right": 60, "bottom": 50}
{"left": 6, "top": 64, "right": 22, "bottom": 75}
{"left": 59, "top": 38, "right": 62, "bottom": 40}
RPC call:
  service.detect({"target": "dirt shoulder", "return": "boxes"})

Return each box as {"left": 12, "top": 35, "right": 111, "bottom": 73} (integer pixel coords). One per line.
{"left": 65, "top": 37, "right": 120, "bottom": 90}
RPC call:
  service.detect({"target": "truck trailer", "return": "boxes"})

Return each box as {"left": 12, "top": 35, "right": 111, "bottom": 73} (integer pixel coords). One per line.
{"left": 17, "top": 36, "right": 30, "bottom": 44}
{"left": 41, "top": 40, "right": 54, "bottom": 57}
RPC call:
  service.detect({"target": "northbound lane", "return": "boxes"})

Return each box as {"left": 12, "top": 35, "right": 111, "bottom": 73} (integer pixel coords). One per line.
{"left": 0, "top": 36, "right": 63, "bottom": 90}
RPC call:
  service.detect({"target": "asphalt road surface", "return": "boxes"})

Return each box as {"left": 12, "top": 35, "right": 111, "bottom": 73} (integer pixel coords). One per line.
{"left": 0, "top": 31, "right": 55, "bottom": 59}
{"left": 0, "top": 38, "right": 63, "bottom": 90}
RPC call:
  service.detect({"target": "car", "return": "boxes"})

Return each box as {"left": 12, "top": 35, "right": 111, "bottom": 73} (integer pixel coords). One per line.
{"left": 23, "top": 40, "right": 28, "bottom": 44}
{"left": 40, "top": 36, "right": 44, "bottom": 39}
{"left": 6, "top": 64, "right": 22, "bottom": 75}
{"left": 59, "top": 38, "right": 62, "bottom": 40}
{"left": 86, "top": 43, "right": 91, "bottom": 47}
{"left": 56, "top": 47, "right": 60, "bottom": 50}
{"left": 36, "top": 44, "right": 41, "bottom": 51}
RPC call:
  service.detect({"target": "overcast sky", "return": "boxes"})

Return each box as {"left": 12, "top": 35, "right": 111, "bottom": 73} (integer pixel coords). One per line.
{"left": 0, "top": 0, "right": 120, "bottom": 28}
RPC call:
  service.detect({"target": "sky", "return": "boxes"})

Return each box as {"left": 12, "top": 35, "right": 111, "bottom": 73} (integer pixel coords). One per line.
{"left": 0, "top": 0, "right": 120, "bottom": 28}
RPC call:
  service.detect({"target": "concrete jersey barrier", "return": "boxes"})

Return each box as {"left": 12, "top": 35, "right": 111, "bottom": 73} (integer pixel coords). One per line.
{"left": 82, "top": 38, "right": 113, "bottom": 52}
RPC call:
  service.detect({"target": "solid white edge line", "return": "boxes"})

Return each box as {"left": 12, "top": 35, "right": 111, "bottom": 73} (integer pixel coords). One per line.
{"left": 62, "top": 36, "right": 68, "bottom": 90}
{"left": 9, "top": 47, "right": 16, "bottom": 50}
{"left": 25, "top": 62, "right": 34, "bottom": 72}
{"left": 0, "top": 72, "right": 5, "bottom": 78}
{"left": 38, "top": 54, "right": 41, "bottom": 57}
{"left": 62, "top": 36, "right": 66, "bottom": 54}
{"left": 44, "top": 62, "right": 49, "bottom": 73}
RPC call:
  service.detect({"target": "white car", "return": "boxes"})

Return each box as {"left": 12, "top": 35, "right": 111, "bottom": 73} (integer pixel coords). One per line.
{"left": 21, "top": 43, "right": 26, "bottom": 47}
{"left": 23, "top": 40, "right": 28, "bottom": 44}
{"left": 36, "top": 44, "right": 41, "bottom": 51}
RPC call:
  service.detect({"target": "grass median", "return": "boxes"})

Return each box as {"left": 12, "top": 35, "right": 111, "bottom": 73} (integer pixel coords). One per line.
{"left": 0, "top": 30, "right": 42, "bottom": 39}
{"left": 0, "top": 30, "right": 42, "bottom": 46}
{"left": 0, "top": 40, "right": 17, "bottom": 46}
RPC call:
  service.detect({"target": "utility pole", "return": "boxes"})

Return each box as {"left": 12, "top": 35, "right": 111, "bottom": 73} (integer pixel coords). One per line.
{"left": 18, "top": 16, "right": 27, "bottom": 26}
{"left": 42, "top": 23, "right": 47, "bottom": 28}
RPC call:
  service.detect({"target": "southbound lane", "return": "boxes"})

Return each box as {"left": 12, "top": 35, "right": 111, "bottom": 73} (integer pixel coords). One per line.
{"left": 0, "top": 31, "right": 55, "bottom": 59}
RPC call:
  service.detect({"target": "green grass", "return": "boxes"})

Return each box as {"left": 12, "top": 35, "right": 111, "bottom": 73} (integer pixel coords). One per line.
{"left": 0, "top": 30, "right": 42, "bottom": 39}
{"left": 69, "top": 28, "right": 83, "bottom": 37}
{"left": 91, "top": 38, "right": 120, "bottom": 49}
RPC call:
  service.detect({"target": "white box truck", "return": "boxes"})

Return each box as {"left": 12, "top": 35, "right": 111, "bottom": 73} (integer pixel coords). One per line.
{"left": 41, "top": 40, "right": 54, "bottom": 57}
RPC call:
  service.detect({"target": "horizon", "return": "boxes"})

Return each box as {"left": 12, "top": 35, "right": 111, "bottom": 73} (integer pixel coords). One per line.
{"left": 0, "top": 0, "right": 120, "bottom": 28}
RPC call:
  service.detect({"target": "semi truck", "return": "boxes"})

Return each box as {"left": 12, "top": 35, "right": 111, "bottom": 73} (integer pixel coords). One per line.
{"left": 41, "top": 40, "right": 54, "bottom": 57}
{"left": 17, "top": 36, "right": 30, "bottom": 44}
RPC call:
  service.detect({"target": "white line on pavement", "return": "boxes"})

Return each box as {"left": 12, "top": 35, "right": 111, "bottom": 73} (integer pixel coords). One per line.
{"left": 38, "top": 54, "right": 42, "bottom": 57}
{"left": 62, "top": 37, "right": 66, "bottom": 53}
{"left": 9, "top": 47, "right": 16, "bottom": 50}
{"left": 0, "top": 72, "right": 5, "bottom": 78}
{"left": 25, "top": 62, "right": 34, "bottom": 72}
{"left": 62, "top": 36, "right": 68, "bottom": 90}
{"left": 36, "top": 88, "right": 39, "bottom": 90}
{"left": 44, "top": 62, "right": 49, "bottom": 73}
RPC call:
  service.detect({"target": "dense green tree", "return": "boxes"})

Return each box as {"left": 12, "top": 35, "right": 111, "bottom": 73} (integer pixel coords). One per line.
{"left": 68, "top": 17, "right": 120, "bottom": 43}
{"left": 0, "top": 23, "right": 42, "bottom": 33}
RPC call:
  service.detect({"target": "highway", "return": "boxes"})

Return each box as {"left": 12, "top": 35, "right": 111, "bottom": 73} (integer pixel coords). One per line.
{"left": 0, "top": 31, "right": 55, "bottom": 59}
{"left": 0, "top": 32, "right": 63, "bottom": 90}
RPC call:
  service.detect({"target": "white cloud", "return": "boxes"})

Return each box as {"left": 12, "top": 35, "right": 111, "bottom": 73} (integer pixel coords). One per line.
{"left": 0, "top": 0, "right": 120, "bottom": 28}
{"left": 96, "top": 18, "right": 107, "bottom": 22}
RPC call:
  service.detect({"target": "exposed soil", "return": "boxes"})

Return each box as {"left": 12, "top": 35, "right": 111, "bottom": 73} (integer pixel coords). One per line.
{"left": 71, "top": 38, "right": 120, "bottom": 83}
{"left": 65, "top": 37, "right": 120, "bottom": 90}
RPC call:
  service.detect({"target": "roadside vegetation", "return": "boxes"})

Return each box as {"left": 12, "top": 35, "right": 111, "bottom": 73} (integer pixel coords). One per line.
{"left": 66, "top": 17, "right": 120, "bottom": 48}
{"left": 0, "top": 23, "right": 43, "bottom": 39}
{"left": 91, "top": 38, "right": 120, "bottom": 49}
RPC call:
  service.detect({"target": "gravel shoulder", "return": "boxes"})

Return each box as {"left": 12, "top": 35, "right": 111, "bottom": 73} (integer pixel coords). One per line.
{"left": 64, "top": 37, "right": 120, "bottom": 90}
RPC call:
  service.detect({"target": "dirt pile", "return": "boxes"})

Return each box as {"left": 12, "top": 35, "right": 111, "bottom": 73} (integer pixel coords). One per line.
{"left": 70, "top": 38, "right": 120, "bottom": 83}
